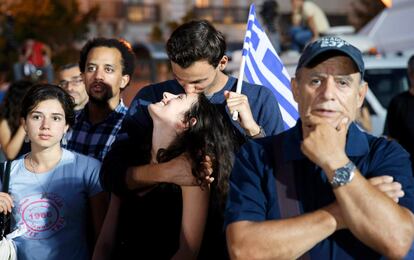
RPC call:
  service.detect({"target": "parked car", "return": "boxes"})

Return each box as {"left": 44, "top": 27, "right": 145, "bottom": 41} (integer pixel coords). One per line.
{"left": 363, "top": 54, "right": 409, "bottom": 136}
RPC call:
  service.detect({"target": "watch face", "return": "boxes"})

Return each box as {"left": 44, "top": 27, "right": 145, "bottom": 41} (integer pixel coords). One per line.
{"left": 335, "top": 169, "right": 350, "bottom": 183}
{"left": 332, "top": 162, "right": 356, "bottom": 187}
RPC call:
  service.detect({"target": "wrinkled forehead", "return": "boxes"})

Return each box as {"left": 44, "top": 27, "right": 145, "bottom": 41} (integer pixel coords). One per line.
{"left": 297, "top": 52, "right": 360, "bottom": 79}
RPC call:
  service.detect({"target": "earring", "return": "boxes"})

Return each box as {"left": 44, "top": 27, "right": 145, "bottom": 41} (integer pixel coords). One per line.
{"left": 61, "top": 133, "right": 67, "bottom": 146}
{"left": 24, "top": 135, "right": 30, "bottom": 143}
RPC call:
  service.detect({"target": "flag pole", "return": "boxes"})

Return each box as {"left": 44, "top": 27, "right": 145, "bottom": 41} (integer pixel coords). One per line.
{"left": 232, "top": 4, "right": 255, "bottom": 121}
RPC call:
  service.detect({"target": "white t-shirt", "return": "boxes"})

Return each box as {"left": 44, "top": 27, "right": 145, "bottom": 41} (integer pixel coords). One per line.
{"left": 2, "top": 149, "right": 102, "bottom": 260}
{"left": 294, "top": 1, "right": 330, "bottom": 33}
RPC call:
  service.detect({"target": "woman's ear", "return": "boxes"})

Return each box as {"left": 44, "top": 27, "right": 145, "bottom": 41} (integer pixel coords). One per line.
{"left": 64, "top": 124, "right": 69, "bottom": 134}
{"left": 178, "top": 117, "right": 198, "bottom": 130}
{"left": 22, "top": 118, "right": 27, "bottom": 132}
{"left": 189, "top": 117, "right": 197, "bottom": 127}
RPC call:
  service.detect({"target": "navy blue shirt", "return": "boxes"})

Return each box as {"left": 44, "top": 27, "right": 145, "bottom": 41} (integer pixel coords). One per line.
{"left": 225, "top": 120, "right": 414, "bottom": 259}
{"left": 102, "top": 76, "right": 284, "bottom": 259}
{"left": 0, "top": 91, "right": 5, "bottom": 103}
{"left": 122, "top": 76, "right": 284, "bottom": 141}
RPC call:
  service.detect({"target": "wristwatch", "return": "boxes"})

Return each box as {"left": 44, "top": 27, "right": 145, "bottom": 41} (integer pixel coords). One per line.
{"left": 331, "top": 161, "right": 356, "bottom": 188}
{"left": 250, "top": 126, "right": 266, "bottom": 139}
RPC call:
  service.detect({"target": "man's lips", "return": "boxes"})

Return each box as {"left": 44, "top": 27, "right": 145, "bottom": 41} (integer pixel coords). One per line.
{"left": 90, "top": 82, "right": 108, "bottom": 93}
{"left": 312, "top": 109, "right": 338, "bottom": 117}
{"left": 91, "top": 85, "right": 104, "bottom": 92}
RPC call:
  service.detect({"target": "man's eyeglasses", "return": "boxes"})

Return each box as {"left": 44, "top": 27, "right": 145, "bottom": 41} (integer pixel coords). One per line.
{"left": 58, "top": 77, "right": 83, "bottom": 89}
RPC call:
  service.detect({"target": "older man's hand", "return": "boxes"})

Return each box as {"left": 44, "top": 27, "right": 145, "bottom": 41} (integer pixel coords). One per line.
{"left": 301, "top": 115, "right": 350, "bottom": 172}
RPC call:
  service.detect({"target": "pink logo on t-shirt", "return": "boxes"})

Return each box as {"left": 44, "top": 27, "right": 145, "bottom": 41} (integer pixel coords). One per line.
{"left": 18, "top": 193, "right": 65, "bottom": 239}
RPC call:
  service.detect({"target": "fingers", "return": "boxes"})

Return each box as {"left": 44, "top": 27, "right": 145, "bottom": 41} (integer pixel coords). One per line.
{"left": 225, "top": 91, "right": 259, "bottom": 132}
{"left": 225, "top": 91, "right": 249, "bottom": 114}
{"left": 302, "top": 115, "right": 350, "bottom": 131}
{"left": 335, "top": 117, "right": 349, "bottom": 132}
{"left": 381, "top": 189, "right": 404, "bottom": 203}
{"left": 0, "top": 193, "right": 14, "bottom": 214}
{"left": 369, "top": 176, "right": 401, "bottom": 192}
{"left": 368, "top": 176, "right": 404, "bottom": 202}
{"left": 368, "top": 175, "right": 394, "bottom": 186}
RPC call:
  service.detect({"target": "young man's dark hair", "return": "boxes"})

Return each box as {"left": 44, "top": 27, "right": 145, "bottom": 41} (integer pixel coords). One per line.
{"left": 166, "top": 20, "right": 226, "bottom": 68}
{"left": 79, "top": 37, "right": 135, "bottom": 79}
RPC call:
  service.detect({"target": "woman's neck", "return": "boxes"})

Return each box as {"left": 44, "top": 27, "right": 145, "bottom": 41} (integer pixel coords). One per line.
{"left": 151, "top": 123, "right": 177, "bottom": 163}
{"left": 27, "top": 145, "right": 63, "bottom": 173}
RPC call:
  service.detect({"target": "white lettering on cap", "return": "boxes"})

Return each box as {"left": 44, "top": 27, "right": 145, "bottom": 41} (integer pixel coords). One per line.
{"left": 319, "top": 37, "right": 350, "bottom": 48}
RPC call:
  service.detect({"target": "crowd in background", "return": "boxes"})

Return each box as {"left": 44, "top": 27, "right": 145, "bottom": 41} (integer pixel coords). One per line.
{"left": 0, "top": 1, "right": 413, "bottom": 259}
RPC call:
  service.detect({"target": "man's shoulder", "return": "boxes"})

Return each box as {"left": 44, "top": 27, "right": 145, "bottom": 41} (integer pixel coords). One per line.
{"left": 239, "top": 133, "right": 288, "bottom": 161}
{"left": 240, "top": 81, "right": 277, "bottom": 105}
{"left": 362, "top": 133, "right": 410, "bottom": 169}
{"left": 241, "top": 80, "right": 272, "bottom": 93}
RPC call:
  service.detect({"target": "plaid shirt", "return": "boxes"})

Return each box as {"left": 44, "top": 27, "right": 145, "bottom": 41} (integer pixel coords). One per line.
{"left": 64, "top": 100, "right": 128, "bottom": 161}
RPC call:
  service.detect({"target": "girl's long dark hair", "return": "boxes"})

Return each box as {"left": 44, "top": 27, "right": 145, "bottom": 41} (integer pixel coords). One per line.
{"left": 0, "top": 80, "right": 33, "bottom": 134}
{"left": 157, "top": 94, "right": 238, "bottom": 207}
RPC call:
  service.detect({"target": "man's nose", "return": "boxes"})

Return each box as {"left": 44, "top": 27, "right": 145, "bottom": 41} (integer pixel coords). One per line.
{"left": 182, "top": 83, "right": 196, "bottom": 94}
{"left": 66, "top": 83, "right": 75, "bottom": 92}
{"left": 94, "top": 67, "right": 105, "bottom": 81}
{"left": 320, "top": 77, "right": 337, "bottom": 100}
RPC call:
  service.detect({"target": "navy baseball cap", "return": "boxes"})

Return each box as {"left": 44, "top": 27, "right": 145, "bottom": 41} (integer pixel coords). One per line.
{"left": 296, "top": 36, "right": 365, "bottom": 78}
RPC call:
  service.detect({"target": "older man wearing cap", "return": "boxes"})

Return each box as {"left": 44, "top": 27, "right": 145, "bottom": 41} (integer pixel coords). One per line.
{"left": 225, "top": 36, "right": 414, "bottom": 259}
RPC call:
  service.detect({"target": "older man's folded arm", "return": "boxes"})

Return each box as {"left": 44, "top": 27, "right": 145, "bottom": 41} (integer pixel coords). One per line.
{"left": 226, "top": 205, "right": 340, "bottom": 260}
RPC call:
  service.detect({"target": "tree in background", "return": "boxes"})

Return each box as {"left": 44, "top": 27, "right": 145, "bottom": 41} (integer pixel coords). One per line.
{"left": 0, "top": 0, "right": 98, "bottom": 72}
{"left": 348, "top": 0, "right": 385, "bottom": 31}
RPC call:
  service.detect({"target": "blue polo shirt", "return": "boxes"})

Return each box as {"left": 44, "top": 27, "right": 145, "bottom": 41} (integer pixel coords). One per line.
{"left": 225, "top": 120, "right": 414, "bottom": 259}
{"left": 122, "top": 76, "right": 284, "bottom": 141}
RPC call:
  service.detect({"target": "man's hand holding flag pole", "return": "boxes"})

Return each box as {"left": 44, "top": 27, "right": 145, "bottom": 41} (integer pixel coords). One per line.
{"left": 232, "top": 4, "right": 299, "bottom": 130}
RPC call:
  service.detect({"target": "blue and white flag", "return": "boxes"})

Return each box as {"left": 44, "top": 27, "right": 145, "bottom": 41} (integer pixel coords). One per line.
{"left": 239, "top": 4, "right": 299, "bottom": 129}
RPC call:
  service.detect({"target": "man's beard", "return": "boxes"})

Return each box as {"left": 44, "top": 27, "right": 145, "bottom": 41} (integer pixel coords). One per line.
{"left": 87, "top": 81, "right": 114, "bottom": 105}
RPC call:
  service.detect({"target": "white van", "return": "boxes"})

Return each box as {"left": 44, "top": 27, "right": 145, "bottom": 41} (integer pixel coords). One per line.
{"left": 363, "top": 54, "right": 410, "bottom": 136}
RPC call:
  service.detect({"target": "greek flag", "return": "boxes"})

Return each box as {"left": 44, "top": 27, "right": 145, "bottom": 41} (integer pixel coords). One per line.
{"left": 241, "top": 4, "right": 299, "bottom": 129}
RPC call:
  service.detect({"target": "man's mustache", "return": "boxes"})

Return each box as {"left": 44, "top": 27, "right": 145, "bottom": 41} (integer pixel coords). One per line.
{"left": 90, "top": 81, "right": 111, "bottom": 89}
